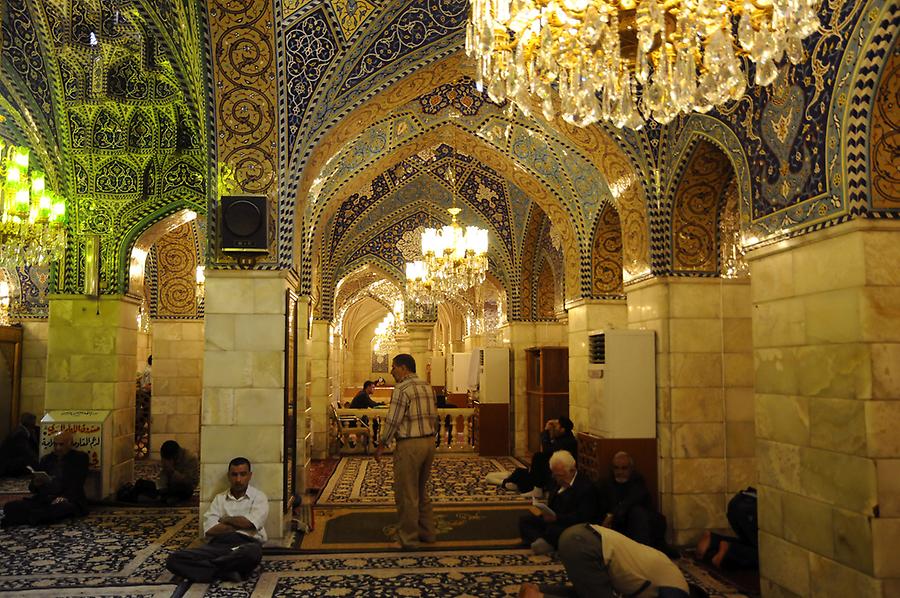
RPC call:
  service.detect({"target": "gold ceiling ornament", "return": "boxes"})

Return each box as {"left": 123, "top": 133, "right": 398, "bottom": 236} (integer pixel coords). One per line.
{"left": 406, "top": 166, "right": 489, "bottom": 303}
{"left": 466, "top": 0, "right": 820, "bottom": 129}
{"left": 0, "top": 142, "right": 67, "bottom": 270}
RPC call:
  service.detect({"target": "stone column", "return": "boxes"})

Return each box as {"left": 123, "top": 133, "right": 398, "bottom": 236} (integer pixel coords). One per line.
{"left": 46, "top": 295, "right": 140, "bottom": 495}
{"left": 150, "top": 321, "right": 204, "bottom": 456}
{"left": 566, "top": 298, "right": 627, "bottom": 435}
{"left": 397, "top": 322, "right": 434, "bottom": 382}
{"left": 307, "top": 318, "right": 331, "bottom": 458}
{"left": 747, "top": 221, "right": 900, "bottom": 597}
{"left": 625, "top": 277, "right": 754, "bottom": 545}
{"left": 201, "top": 270, "right": 288, "bottom": 539}
{"left": 20, "top": 321, "right": 48, "bottom": 416}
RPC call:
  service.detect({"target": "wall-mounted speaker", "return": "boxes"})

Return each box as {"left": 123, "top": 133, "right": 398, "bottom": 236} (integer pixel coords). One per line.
{"left": 220, "top": 195, "right": 268, "bottom": 253}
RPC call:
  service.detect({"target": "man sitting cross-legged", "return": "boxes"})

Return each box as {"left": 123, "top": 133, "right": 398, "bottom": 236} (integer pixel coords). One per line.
{"left": 166, "top": 457, "right": 269, "bottom": 583}
{"left": 518, "top": 450, "right": 599, "bottom": 554}
{"left": 1, "top": 430, "right": 89, "bottom": 528}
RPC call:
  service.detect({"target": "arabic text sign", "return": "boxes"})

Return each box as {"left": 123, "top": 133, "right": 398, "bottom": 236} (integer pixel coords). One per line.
{"left": 40, "top": 423, "right": 102, "bottom": 470}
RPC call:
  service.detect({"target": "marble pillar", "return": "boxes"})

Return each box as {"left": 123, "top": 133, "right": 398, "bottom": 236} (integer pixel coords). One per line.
{"left": 748, "top": 221, "right": 900, "bottom": 597}
{"left": 625, "top": 277, "right": 754, "bottom": 546}
{"left": 201, "top": 270, "right": 290, "bottom": 539}
{"left": 46, "top": 295, "right": 140, "bottom": 496}
{"left": 565, "top": 298, "right": 627, "bottom": 435}
{"left": 150, "top": 321, "right": 204, "bottom": 456}
{"left": 307, "top": 318, "right": 331, "bottom": 458}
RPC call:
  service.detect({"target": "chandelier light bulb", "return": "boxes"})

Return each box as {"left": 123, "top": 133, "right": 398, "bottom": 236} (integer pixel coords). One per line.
{"left": 467, "top": 0, "right": 820, "bottom": 129}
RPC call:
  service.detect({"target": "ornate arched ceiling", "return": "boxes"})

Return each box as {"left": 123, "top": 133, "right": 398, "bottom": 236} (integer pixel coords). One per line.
{"left": 1, "top": 0, "right": 209, "bottom": 296}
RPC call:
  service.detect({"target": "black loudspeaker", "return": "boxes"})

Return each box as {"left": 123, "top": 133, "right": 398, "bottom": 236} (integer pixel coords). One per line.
{"left": 220, "top": 195, "right": 268, "bottom": 253}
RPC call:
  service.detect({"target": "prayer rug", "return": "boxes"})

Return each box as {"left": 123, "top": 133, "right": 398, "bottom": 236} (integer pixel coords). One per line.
{"left": 678, "top": 555, "right": 760, "bottom": 597}
{"left": 0, "top": 506, "right": 196, "bottom": 593}
{"left": 185, "top": 549, "right": 567, "bottom": 598}
{"left": 297, "top": 504, "right": 535, "bottom": 551}
{"left": 317, "top": 455, "right": 528, "bottom": 506}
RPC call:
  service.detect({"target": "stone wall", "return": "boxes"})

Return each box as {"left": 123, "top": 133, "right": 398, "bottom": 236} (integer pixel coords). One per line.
{"left": 20, "top": 321, "right": 48, "bottom": 417}
{"left": 625, "top": 277, "right": 755, "bottom": 546}
{"left": 201, "top": 271, "right": 289, "bottom": 539}
{"left": 749, "top": 221, "right": 900, "bottom": 597}
{"left": 149, "top": 321, "right": 203, "bottom": 457}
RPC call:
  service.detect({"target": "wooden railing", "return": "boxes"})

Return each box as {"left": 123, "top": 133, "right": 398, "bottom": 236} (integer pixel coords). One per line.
{"left": 330, "top": 407, "right": 476, "bottom": 455}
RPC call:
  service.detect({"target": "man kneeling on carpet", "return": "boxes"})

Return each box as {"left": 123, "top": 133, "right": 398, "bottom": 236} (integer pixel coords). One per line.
{"left": 518, "top": 525, "right": 690, "bottom": 598}
{"left": 1, "top": 430, "right": 89, "bottom": 528}
{"left": 519, "top": 450, "right": 599, "bottom": 555}
{"left": 166, "top": 457, "right": 269, "bottom": 583}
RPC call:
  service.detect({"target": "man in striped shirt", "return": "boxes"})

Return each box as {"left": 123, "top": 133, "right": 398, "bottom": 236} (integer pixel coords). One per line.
{"left": 375, "top": 353, "right": 438, "bottom": 550}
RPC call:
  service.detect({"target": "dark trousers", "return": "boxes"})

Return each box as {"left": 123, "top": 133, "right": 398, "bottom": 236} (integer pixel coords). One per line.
{"left": 613, "top": 504, "right": 653, "bottom": 547}
{"left": 1, "top": 496, "right": 81, "bottom": 527}
{"left": 709, "top": 531, "right": 759, "bottom": 569}
{"left": 519, "top": 514, "right": 566, "bottom": 548}
{"left": 166, "top": 532, "right": 262, "bottom": 582}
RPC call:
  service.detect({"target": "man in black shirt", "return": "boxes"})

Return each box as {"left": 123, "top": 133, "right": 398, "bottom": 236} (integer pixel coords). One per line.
{"left": 1, "top": 430, "right": 89, "bottom": 527}
{"left": 0, "top": 412, "right": 39, "bottom": 477}
{"left": 596, "top": 451, "right": 656, "bottom": 546}
{"left": 350, "top": 381, "right": 384, "bottom": 409}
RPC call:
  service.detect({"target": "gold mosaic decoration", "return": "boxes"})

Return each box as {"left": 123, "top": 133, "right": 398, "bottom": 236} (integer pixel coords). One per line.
{"left": 870, "top": 41, "right": 900, "bottom": 210}
{"left": 154, "top": 222, "right": 200, "bottom": 317}
{"left": 591, "top": 204, "right": 624, "bottom": 296}
{"left": 207, "top": 0, "right": 280, "bottom": 264}
{"left": 671, "top": 140, "right": 735, "bottom": 273}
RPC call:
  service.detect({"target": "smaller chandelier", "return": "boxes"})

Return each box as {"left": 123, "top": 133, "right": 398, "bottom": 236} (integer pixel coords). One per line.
{"left": 372, "top": 303, "right": 405, "bottom": 353}
{"left": 409, "top": 167, "right": 489, "bottom": 301}
{"left": 0, "top": 143, "right": 67, "bottom": 270}
{"left": 466, "top": 0, "right": 820, "bottom": 129}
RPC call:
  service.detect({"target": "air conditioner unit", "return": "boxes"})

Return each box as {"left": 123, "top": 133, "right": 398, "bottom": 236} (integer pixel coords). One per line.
{"left": 479, "top": 347, "right": 510, "bottom": 404}
{"left": 587, "top": 330, "right": 656, "bottom": 438}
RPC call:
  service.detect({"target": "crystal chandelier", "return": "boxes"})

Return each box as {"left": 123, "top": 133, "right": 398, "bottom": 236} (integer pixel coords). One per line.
{"left": 0, "top": 143, "right": 67, "bottom": 270}
{"left": 372, "top": 303, "right": 405, "bottom": 353}
{"left": 405, "top": 260, "right": 436, "bottom": 305}
{"left": 407, "top": 167, "right": 489, "bottom": 301}
{"left": 466, "top": 0, "right": 820, "bottom": 128}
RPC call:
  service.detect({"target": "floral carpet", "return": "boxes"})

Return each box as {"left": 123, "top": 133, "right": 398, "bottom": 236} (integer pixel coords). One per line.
{"left": 316, "top": 455, "right": 528, "bottom": 506}
{"left": 298, "top": 504, "right": 535, "bottom": 551}
{"left": 185, "top": 550, "right": 567, "bottom": 598}
{"left": 0, "top": 506, "right": 195, "bottom": 594}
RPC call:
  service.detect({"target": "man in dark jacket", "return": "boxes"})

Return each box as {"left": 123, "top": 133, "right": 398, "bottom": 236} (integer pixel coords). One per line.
{"left": 0, "top": 412, "right": 39, "bottom": 477}
{"left": 501, "top": 417, "right": 579, "bottom": 495}
{"left": 519, "top": 450, "right": 599, "bottom": 554}
{"left": 596, "top": 451, "right": 656, "bottom": 546}
{"left": 1, "top": 430, "right": 89, "bottom": 527}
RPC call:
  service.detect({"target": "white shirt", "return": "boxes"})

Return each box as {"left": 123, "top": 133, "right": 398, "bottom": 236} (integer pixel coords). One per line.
{"left": 590, "top": 525, "right": 689, "bottom": 596}
{"left": 203, "top": 485, "right": 269, "bottom": 543}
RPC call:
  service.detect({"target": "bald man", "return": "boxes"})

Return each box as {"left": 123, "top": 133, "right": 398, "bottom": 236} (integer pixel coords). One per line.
{"left": 1, "top": 430, "right": 90, "bottom": 527}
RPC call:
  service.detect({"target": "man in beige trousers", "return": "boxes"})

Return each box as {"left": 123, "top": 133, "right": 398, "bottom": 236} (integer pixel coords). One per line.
{"left": 375, "top": 353, "right": 438, "bottom": 550}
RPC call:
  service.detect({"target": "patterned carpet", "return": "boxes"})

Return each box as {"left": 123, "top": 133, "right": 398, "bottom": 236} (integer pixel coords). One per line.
{"left": 0, "top": 506, "right": 195, "bottom": 594}
{"left": 298, "top": 504, "right": 534, "bottom": 551}
{"left": 317, "top": 455, "right": 528, "bottom": 506}
{"left": 184, "top": 550, "right": 566, "bottom": 598}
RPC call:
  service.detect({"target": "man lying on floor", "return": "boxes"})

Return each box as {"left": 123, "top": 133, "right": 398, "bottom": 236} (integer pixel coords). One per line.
{"left": 1, "top": 430, "right": 89, "bottom": 528}
{"left": 166, "top": 457, "right": 269, "bottom": 583}
{"left": 518, "top": 524, "right": 690, "bottom": 598}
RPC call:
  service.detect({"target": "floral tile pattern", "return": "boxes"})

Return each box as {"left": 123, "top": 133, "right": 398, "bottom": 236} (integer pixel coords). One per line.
{"left": 316, "top": 455, "right": 528, "bottom": 506}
